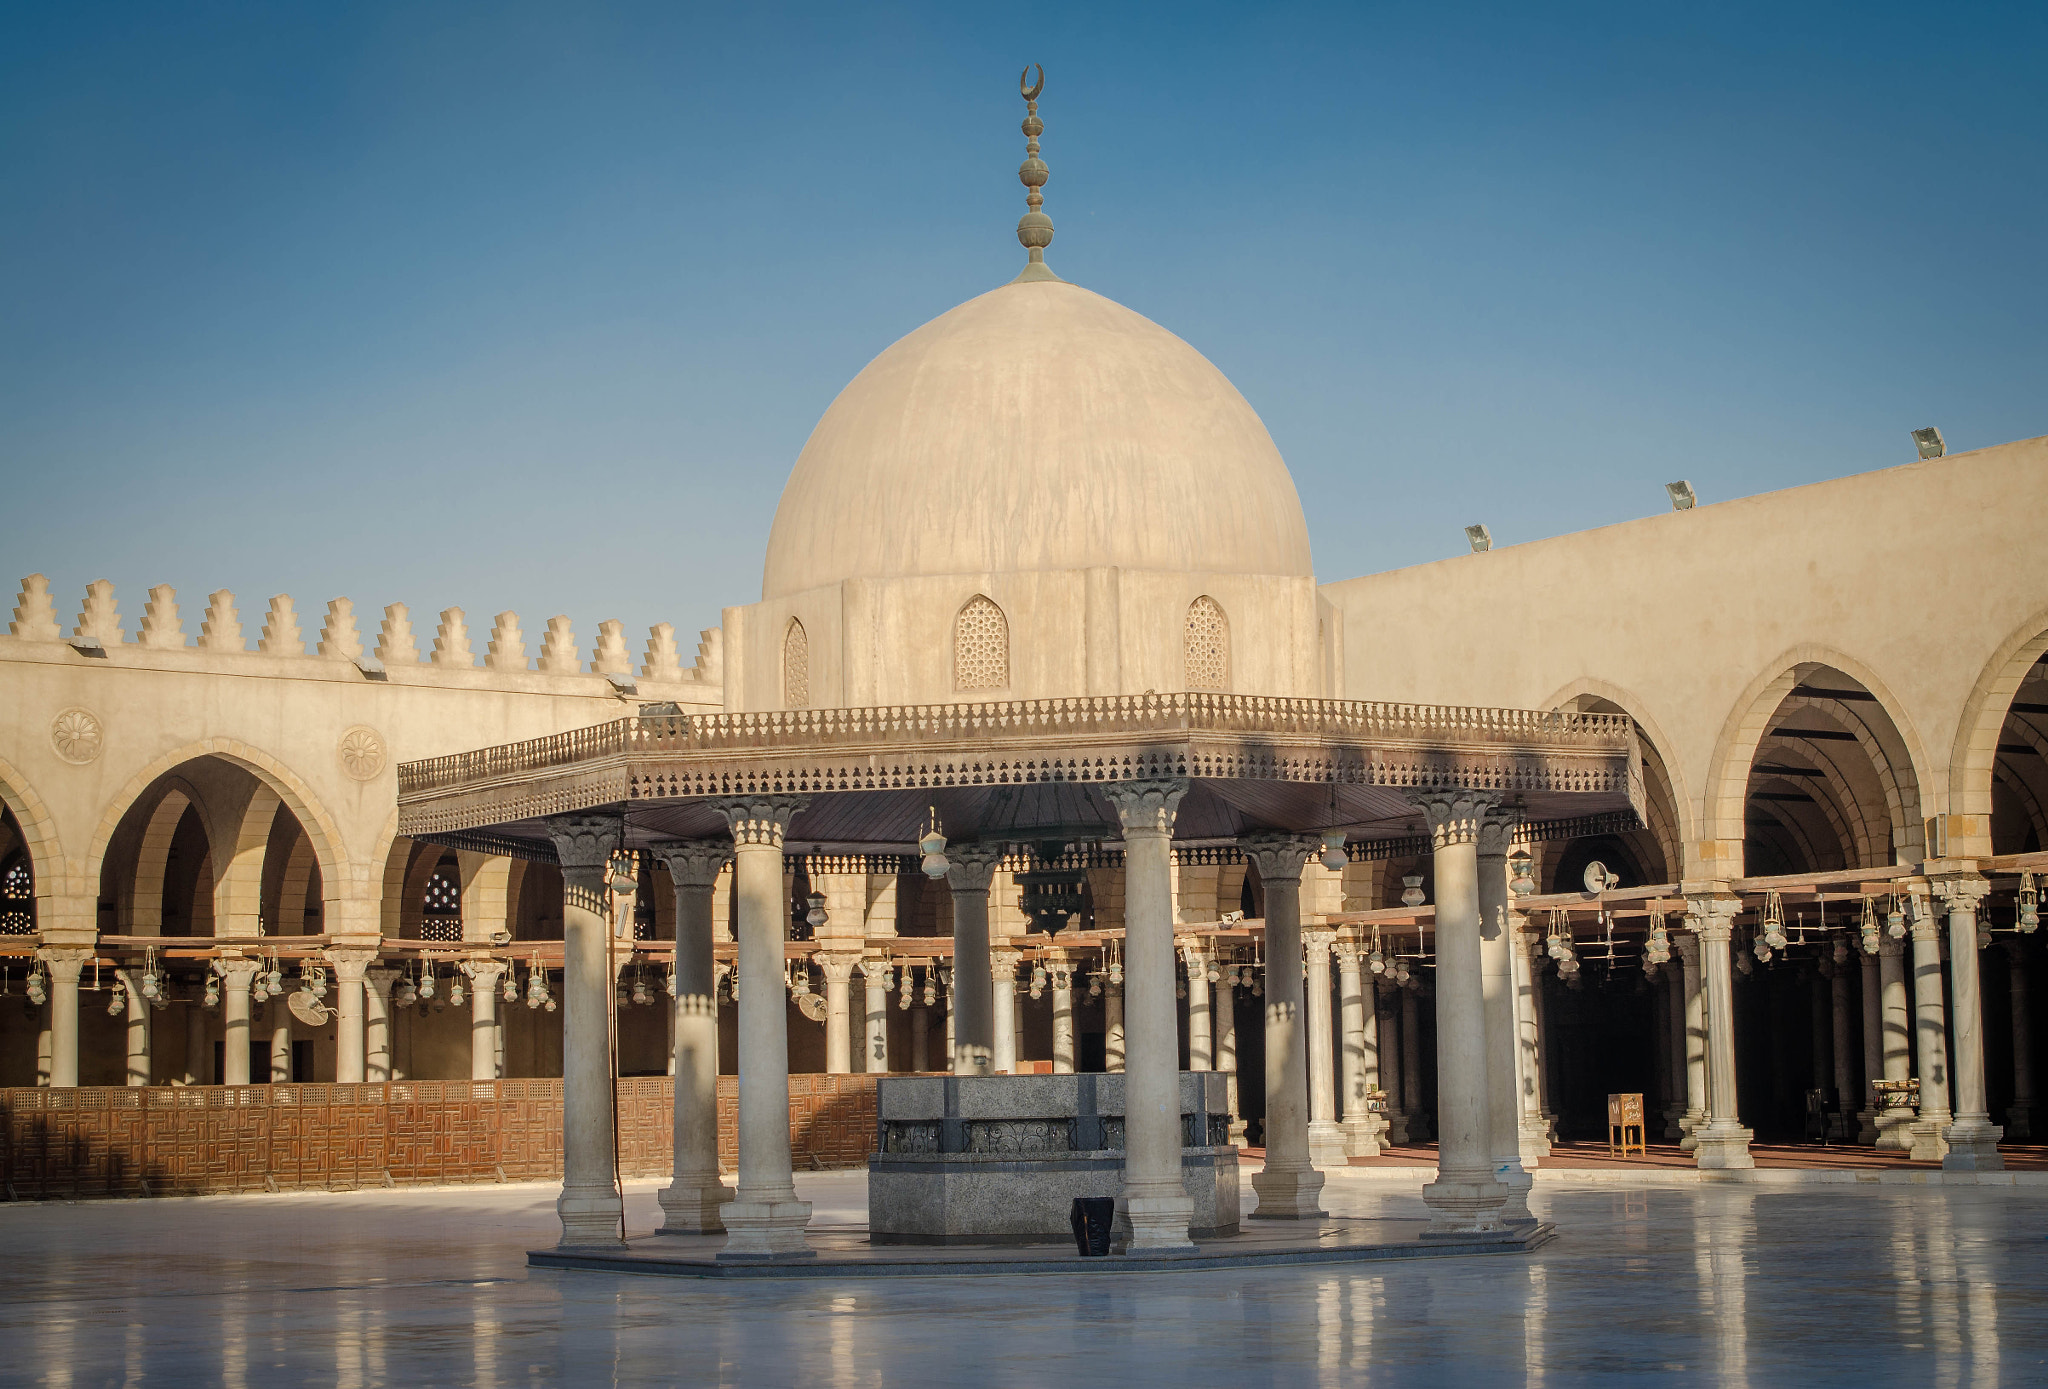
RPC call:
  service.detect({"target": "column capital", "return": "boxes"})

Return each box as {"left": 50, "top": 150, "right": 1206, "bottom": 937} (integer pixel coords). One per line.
{"left": 547, "top": 815, "right": 622, "bottom": 890}
{"left": 1475, "top": 803, "right": 1526, "bottom": 857}
{"left": 1878, "top": 931, "right": 1907, "bottom": 958}
{"left": 944, "top": 841, "right": 1009, "bottom": 893}
{"left": 1932, "top": 873, "right": 1991, "bottom": 910}
{"left": 1332, "top": 938, "right": 1364, "bottom": 966}
{"left": 323, "top": 947, "right": 377, "bottom": 982}
{"left": 708, "top": 794, "right": 809, "bottom": 847}
{"left": 35, "top": 946, "right": 93, "bottom": 980}
{"left": 365, "top": 967, "right": 401, "bottom": 997}
{"left": 1408, "top": 790, "right": 1503, "bottom": 849}
{"left": 1102, "top": 777, "right": 1188, "bottom": 836}
{"left": 460, "top": 957, "right": 508, "bottom": 983}
{"left": 216, "top": 956, "right": 261, "bottom": 984}
{"left": 1908, "top": 890, "right": 1942, "bottom": 942}
{"left": 651, "top": 837, "right": 734, "bottom": 888}
{"left": 1673, "top": 933, "right": 1700, "bottom": 966}
{"left": 1238, "top": 831, "right": 1316, "bottom": 883}
{"left": 1684, "top": 894, "right": 1742, "bottom": 942}
{"left": 815, "top": 951, "right": 862, "bottom": 983}
{"left": 990, "top": 948, "right": 1023, "bottom": 978}
{"left": 1303, "top": 927, "right": 1337, "bottom": 955}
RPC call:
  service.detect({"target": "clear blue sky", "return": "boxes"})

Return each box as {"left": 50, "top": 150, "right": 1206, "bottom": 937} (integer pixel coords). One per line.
{"left": 4, "top": 2, "right": 2043, "bottom": 656}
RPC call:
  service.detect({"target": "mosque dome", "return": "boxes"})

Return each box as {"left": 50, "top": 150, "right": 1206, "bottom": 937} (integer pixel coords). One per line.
{"left": 760, "top": 277, "right": 1315, "bottom": 601}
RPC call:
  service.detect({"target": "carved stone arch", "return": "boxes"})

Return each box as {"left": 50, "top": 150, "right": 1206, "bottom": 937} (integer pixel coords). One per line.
{"left": 953, "top": 594, "right": 1010, "bottom": 692}
{"left": 124, "top": 782, "right": 198, "bottom": 934}
{"left": 1184, "top": 596, "right": 1230, "bottom": 692}
{"left": 1702, "top": 648, "right": 1931, "bottom": 874}
{"left": 276, "top": 830, "right": 320, "bottom": 935}
{"left": 1538, "top": 678, "right": 1689, "bottom": 882}
{"left": 1950, "top": 606, "right": 2048, "bottom": 855}
{"left": 0, "top": 754, "right": 63, "bottom": 931}
{"left": 1993, "top": 760, "right": 2048, "bottom": 854}
{"left": 782, "top": 618, "right": 811, "bottom": 709}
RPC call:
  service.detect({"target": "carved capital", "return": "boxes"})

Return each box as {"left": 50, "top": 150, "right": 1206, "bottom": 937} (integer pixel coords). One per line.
{"left": 651, "top": 837, "right": 733, "bottom": 889}
{"left": 1303, "top": 927, "right": 1337, "bottom": 957}
{"left": 216, "top": 957, "right": 261, "bottom": 985}
{"left": 1475, "top": 803, "right": 1526, "bottom": 858}
{"left": 547, "top": 815, "right": 622, "bottom": 891}
{"left": 815, "top": 951, "right": 861, "bottom": 984}
{"left": 1878, "top": 932, "right": 1907, "bottom": 958}
{"left": 365, "top": 968, "right": 401, "bottom": 997}
{"left": 35, "top": 946, "right": 92, "bottom": 982}
{"left": 324, "top": 947, "right": 377, "bottom": 982}
{"left": 1332, "top": 939, "right": 1363, "bottom": 967}
{"left": 1684, "top": 895, "right": 1740, "bottom": 943}
{"left": 1672, "top": 934, "right": 1700, "bottom": 967}
{"left": 991, "top": 948, "right": 1023, "bottom": 980}
{"left": 1409, "top": 790, "right": 1502, "bottom": 849}
{"left": 1932, "top": 874, "right": 1991, "bottom": 911}
{"left": 460, "top": 958, "right": 508, "bottom": 984}
{"left": 1238, "top": 831, "right": 1316, "bottom": 884}
{"left": 707, "top": 794, "right": 809, "bottom": 848}
{"left": 945, "top": 841, "right": 1009, "bottom": 893}
{"left": 1101, "top": 778, "right": 1188, "bottom": 837}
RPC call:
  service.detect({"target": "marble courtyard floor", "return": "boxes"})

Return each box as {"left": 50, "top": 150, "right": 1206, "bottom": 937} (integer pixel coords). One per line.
{"left": 2, "top": 1168, "right": 2045, "bottom": 1386}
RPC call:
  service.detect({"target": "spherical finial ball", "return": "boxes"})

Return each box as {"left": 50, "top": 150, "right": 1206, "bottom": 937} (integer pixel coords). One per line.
{"left": 1018, "top": 157, "right": 1048, "bottom": 190}
{"left": 1022, "top": 114, "right": 1043, "bottom": 138}
{"left": 1017, "top": 210, "right": 1054, "bottom": 250}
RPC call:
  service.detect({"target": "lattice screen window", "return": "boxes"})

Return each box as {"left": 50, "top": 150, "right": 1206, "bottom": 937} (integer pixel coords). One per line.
{"left": 1184, "top": 596, "right": 1230, "bottom": 691}
{"left": 0, "top": 857, "right": 32, "bottom": 935}
{"left": 421, "top": 861, "right": 462, "bottom": 942}
{"left": 783, "top": 618, "right": 811, "bottom": 709}
{"left": 954, "top": 595, "right": 1010, "bottom": 691}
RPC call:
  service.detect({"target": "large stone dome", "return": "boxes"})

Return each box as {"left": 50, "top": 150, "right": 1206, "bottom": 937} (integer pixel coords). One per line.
{"left": 761, "top": 278, "right": 1314, "bottom": 600}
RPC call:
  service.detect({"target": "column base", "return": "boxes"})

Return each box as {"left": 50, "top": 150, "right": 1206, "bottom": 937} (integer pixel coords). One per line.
{"left": 1495, "top": 1162, "right": 1537, "bottom": 1226}
{"left": 1385, "top": 1112, "right": 1411, "bottom": 1145}
{"left": 1404, "top": 1109, "right": 1434, "bottom": 1143}
{"left": 656, "top": 1174, "right": 735, "bottom": 1234}
{"left": 1308, "top": 1119, "right": 1350, "bottom": 1167}
{"left": 1677, "top": 1110, "right": 1703, "bottom": 1153}
{"left": 1661, "top": 1102, "right": 1686, "bottom": 1143}
{"left": 716, "top": 1198, "right": 815, "bottom": 1259}
{"left": 556, "top": 1186, "right": 626, "bottom": 1247}
{"left": 1249, "top": 1164, "right": 1327, "bottom": 1220}
{"left": 1855, "top": 1107, "right": 1880, "bottom": 1146}
{"left": 1941, "top": 1118, "right": 2004, "bottom": 1171}
{"left": 1228, "top": 1116, "right": 1250, "bottom": 1149}
{"left": 1341, "top": 1115, "right": 1385, "bottom": 1158}
{"left": 1123, "top": 1194, "right": 1196, "bottom": 1252}
{"left": 1421, "top": 1174, "right": 1510, "bottom": 1235}
{"left": 2004, "top": 1101, "right": 2034, "bottom": 1142}
{"left": 1908, "top": 1116, "right": 1951, "bottom": 1163}
{"left": 1873, "top": 1107, "right": 1917, "bottom": 1151}
{"left": 1692, "top": 1121, "right": 1754, "bottom": 1170}
{"left": 1518, "top": 1115, "right": 1553, "bottom": 1159}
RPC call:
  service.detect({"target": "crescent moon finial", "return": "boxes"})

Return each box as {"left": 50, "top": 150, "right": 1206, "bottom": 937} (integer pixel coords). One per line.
{"left": 1011, "top": 65, "right": 1058, "bottom": 282}
{"left": 1020, "top": 64, "right": 1044, "bottom": 101}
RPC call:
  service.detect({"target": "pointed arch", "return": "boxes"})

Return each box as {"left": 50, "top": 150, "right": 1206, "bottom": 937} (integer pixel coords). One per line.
{"left": 1184, "top": 596, "right": 1230, "bottom": 692}
{"left": 1539, "top": 677, "right": 1692, "bottom": 880}
{"left": 0, "top": 755, "right": 62, "bottom": 931}
{"left": 1950, "top": 606, "right": 2048, "bottom": 854}
{"left": 953, "top": 594, "right": 1010, "bottom": 692}
{"left": 782, "top": 618, "right": 811, "bottom": 709}
{"left": 125, "top": 785, "right": 196, "bottom": 935}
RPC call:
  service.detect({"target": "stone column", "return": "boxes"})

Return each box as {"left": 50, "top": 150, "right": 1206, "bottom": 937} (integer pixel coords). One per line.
{"left": 183, "top": 998, "right": 208, "bottom": 1084}
{"left": 1413, "top": 792, "right": 1511, "bottom": 1234}
{"left": 1185, "top": 946, "right": 1213, "bottom": 1072}
{"left": 654, "top": 838, "right": 736, "bottom": 1233}
{"left": 1830, "top": 955, "right": 1855, "bottom": 1140}
{"left": 1401, "top": 986, "right": 1428, "bottom": 1140}
{"left": 708, "top": 796, "right": 813, "bottom": 1258}
{"left": 1240, "top": 830, "right": 1325, "bottom": 1221}
{"left": 1215, "top": 968, "right": 1244, "bottom": 1145}
{"left": 1104, "top": 778, "right": 1198, "bottom": 1249}
{"left": 1688, "top": 898, "right": 1754, "bottom": 1169}
{"left": 1907, "top": 893, "right": 1953, "bottom": 1162}
{"left": 1875, "top": 932, "right": 1914, "bottom": 1149}
{"left": 219, "top": 958, "right": 259, "bottom": 1086}
{"left": 1664, "top": 964, "right": 1687, "bottom": 1141}
{"left": 329, "top": 951, "right": 372, "bottom": 1084}
{"left": 991, "top": 950, "right": 1021, "bottom": 1074}
{"left": 1302, "top": 928, "right": 1345, "bottom": 1166}
{"left": 1855, "top": 949, "right": 1882, "bottom": 1143}
{"left": 120, "top": 971, "right": 151, "bottom": 1086}
{"left": 39, "top": 950, "right": 92, "bottom": 1089}
{"left": 2004, "top": 938, "right": 2035, "bottom": 1140}
{"left": 546, "top": 817, "right": 625, "bottom": 1247}
{"left": 1378, "top": 981, "right": 1409, "bottom": 1144}
{"left": 1335, "top": 940, "right": 1379, "bottom": 1157}
{"left": 1936, "top": 876, "right": 2002, "bottom": 1170}
{"left": 1050, "top": 964, "right": 1075, "bottom": 1075}
{"left": 860, "top": 960, "right": 891, "bottom": 1075}
{"left": 364, "top": 969, "right": 397, "bottom": 1083}
{"left": 818, "top": 953, "right": 858, "bottom": 1074}
{"left": 1675, "top": 934, "right": 1707, "bottom": 1151}
{"left": 1513, "top": 926, "right": 1550, "bottom": 1156}
{"left": 463, "top": 960, "right": 505, "bottom": 1081}
{"left": 911, "top": 997, "right": 931, "bottom": 1072}
{"left": 945, "top": 845, "right": 1006, "bottom": 1075}
{"left": 1104, "top": 980, "right": 1124, "bottom": 1072}
{"left": 1477, "top": 808, "right": 1534, "bottom": 1221}
{"left": 269, "top": 1009, "right": 292, "bottom": 1083}
{"left": 1530, "top": 955, "right": 1558, "bottom": 1142}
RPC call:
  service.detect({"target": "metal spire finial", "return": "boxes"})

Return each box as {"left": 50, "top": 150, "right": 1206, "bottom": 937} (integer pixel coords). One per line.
{"left": 1012, "top": 64, "right": 1059, "bottom": 284}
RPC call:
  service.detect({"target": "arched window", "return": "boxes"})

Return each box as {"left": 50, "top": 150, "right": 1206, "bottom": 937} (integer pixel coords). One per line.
{"left": 782, "top": 618, "right": 810, "bottom": 709}
{"left": 421, "top": 858, "right": 462, "bottom": 942}
{"left": 954, "top": 595, "right": 1009, "bottom": 692}
{"left": 1184, "top": 596, "right": 1230, "bottom": 691}
{"left": 0, "top": 855, "right": 32, "bottom": 935}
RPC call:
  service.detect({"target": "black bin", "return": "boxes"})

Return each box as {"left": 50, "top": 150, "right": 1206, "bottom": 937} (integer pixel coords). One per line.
{"left": 1070, "top": 1197, "right": 1114, "bottom": 1257}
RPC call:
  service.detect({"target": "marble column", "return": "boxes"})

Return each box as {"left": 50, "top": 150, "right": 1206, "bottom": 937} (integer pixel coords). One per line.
{"left": 461, "top": 960, "right": 503, "bottom": 1081}
{"left": 1936, "top": 876, "right": 2002, "bottom": 1170}
{"left": 1664, "top": 964, "right": 1687, "bottom": 1141}
{"left": 183, "top": 999, "right": 208, "bottom": 1084}
{"left": 1689, "top": 899, "right": 1754, "bottom": 1169}
{"left": 1378, "top": 981, "right": 1409, "bottom": 1144}
{"left": 330, "top": 951, "right": 371, "bottom": 1084}
{"left": 546, "top": 817, "right": 625, "bottom": 1247}
{"left": 2004, "top": 938, "right": 2035, "bottom": 1140}
{"left": 1240, "top": 831, "right": 1325, "bottom": 1220}
{"left": 861, "top": 960, "right": 891, "bottom": 1075}
{"left": 1856, "top": 948, "right": 1882, "bottom": 1144}
{"left": 1907, "top": 894, "right": 1954, "bottom": 1162}
{"left": 1413, "top": 792, "right": 1511, "bottom": 1234}
{"left": 945, "top": 845, "right": 1006, "bottom": 1075}
{"left": 1215, "top": 969, "right": 1244, "bottom": 1145}
{"left": 1830, "top": 954, "right": 1855, "bottom": 1140}
{"left": 709, "top": 796, "right": 813, "bottom": 1258}
{"left": 1303, "top": 927, "right": 1346, "bottom": 1166}
{"left": 1185, "top": 946, "right": 1213, "bottom": 1072}
{"left": 1104, "top": 778, "right": 1198, "bottom": 1249}
{"left": 1676, "top": 934, "right": 1707, "bottom": 1151}
{"left": 1051, "top": 963, "right": 1075, "bottom": 1075}
{"left": 219, "top": 959, "right": 259, "bottom": 1087}
{"left": 1335, "top": 940, "right": 1380, "bottom": 1157}
{"left": 910, "top": 998, "right": 930, "bottom": 1072}
{"left": 650, "top": 838, "right": 734, "bottom": 1234}
{"left": 364, "top": 969, "right": 397, "bottom": 1083}
{"left": 38, "top": 951, "right": 87, "bottom": 1088}
{"left": 1401, "top": 985, "right": 1428, "bottom": 1141}
{"left": 1104, "top": 980, "right": 1124, "bottom": 1072}
{"left": 1874, "top": 933, "right": 1914, "bottom": 1149}
{"left": 1513, "top": 925, "right": 1551, "bottom": 1156}
{"left": 818, "top": 953, "right": 858, "bottom": 1074}
{"left": 991, "top": 950, "right": 1021, "bottom": 1074}
{"left": 269, "top": 1010, "right": 291, "bottom": 1083}
{"left": 121, "top": 971, "right": 151, "bottom": 1086}
{"left": 1477, "top": 809, "right": 1534, "bottom": 1222}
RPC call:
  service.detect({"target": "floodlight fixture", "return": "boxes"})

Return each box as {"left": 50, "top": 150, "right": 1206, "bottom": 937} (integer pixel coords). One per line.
{"left": 1464, "top": 524, "right": 1492, "bottom": 554}
{"left": 1911, "top": 426, "right": 1945, "bottom": 460}
{"left": 1665, "top": 480, "right": 1697, "bottom": 511}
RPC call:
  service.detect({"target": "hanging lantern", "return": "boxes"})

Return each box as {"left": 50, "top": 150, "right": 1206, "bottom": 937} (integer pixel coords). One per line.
{"left": 1401, "top": 875, "right": 1426, "bottom": 909}
{"left": 2022, "top": 873, "right": 2040, "bottom": 934}
{"left": 923, "top": 972, "right": 937, "bottom": 1007}
{"left": 501, "top": 968, "right": 519, "bottom": 1003}
{"left": 1318, "top": 831, "right": 1349, "bottom": 873}
{"left": 417, "top": 968, "right": 436, "bottom": 1002}
{"left": 1508, "top": 847, "right": 1536, "bottom": 898}
{"left": 27, "top": 963, "right": 49, "bottom": 1007}
{"left": 1887, "top": 894, "right": 1907, "bottom": 939}
{"left": 450, "top": 973, "right": 468, "bottom": 1007}
{"left": 107, "top": 985, "right": 126, "bottom": 1016}
{"left": 805, "top": 893, "right": 829, "bottom": 931}
{"left": 1859, "top": 896, "right": 1881, "bottom": 954}
{"left": 395, "top": 975, "right": 418, "bottom": 1008}
{"left": 1761, "top": 892, "right": 1788, "bottom": 951}
{"left": 664, "top": 960, "right": 679, "bottom": 999}
{"left": 917, "top": 808, "right": 949, "bottom": 880}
